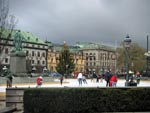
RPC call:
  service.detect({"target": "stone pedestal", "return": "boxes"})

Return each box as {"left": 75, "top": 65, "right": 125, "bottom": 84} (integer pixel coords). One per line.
{"left": 10, "top": 51, "right": 27, "bottom": 76}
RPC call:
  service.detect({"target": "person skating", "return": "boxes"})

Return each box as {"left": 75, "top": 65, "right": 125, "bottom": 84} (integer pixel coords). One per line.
{"left": 2, "top": 66, "right": 14, "bottom": 88}
{"left": 36, "top": 76, "right": 43, "bottom": 88}
{"left": 104, "top": 70, "right": 111, "bottom": 87}
{"left": 77, "top": 72, "right": 83, "bottom": 86}
{"left": 60, "top": 75, "right": 64, "bottom": 85}
{"left": 82, "top": 74, "right": 88, "bottom": 84}
{"left": 109, "top": 74, "right": 117, "bottom": 87}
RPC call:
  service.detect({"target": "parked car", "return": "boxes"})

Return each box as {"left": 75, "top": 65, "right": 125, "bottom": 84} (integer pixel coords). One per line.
{"left": 49, "top": 72, "right": 62, "bottom": 77}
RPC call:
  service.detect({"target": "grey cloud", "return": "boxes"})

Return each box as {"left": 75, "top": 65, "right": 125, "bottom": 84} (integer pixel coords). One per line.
{"left": 8, "top": 0, "right": 150, "bottom": 47}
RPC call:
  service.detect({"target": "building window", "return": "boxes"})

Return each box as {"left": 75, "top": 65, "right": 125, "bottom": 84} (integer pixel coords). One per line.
{"left": 76, "top": 59, "right": 78, "bottom": 63}
{"left": 5, "top": 58, "right": 8, "bottom": 63}
{"left": 51, "top": 66, "right": 53, "bottom": 71}
{"left": 28, "top": 37, "right": 30, "bottom": 40}
{"left": 51, "top": 58, "right": 53, "bottom": 62}
{"left": 86, "top": 57, "right": 88, "bottom": 60}
{"left": 90, "top": 57, "right": 92, "bottom": 60}
{"left": 86, "top": 62, "right": 88, "bottom": 66}
{"left": 37, "top": 60, "right": 40, "bottom": 64}
{"left": 32, "top": 51, "right": 34, "bottom": 56}
{"left": 90, "top": 62, "right": 92, "bottom": 66}
{"left": 86, "top": 53, "right": 88, "bottom": 55}
{"left": 32, "top": 60, "right": 34, "bottom": 64}
{"left": 94, "top": 57, "right": 96, "bottom": 60}
{"left": 38, "top": 45, "right": 40, "bottom": 48}
{"left": 32, "top": 44, "right": 34, "bottom": 47}
{"left": 26, "top": 50, "right": 29, "bottom": 56}
{"left": 42, "top": 61, "right": 45, "bottom": 65}
{"left": 5, "top": 48, "right": 8, "bottom": 54}
{"left": 42, "top": 52, "right": 45, "bottom": 57}
{"left": 37, "top": 52, "right": 40, "bottom": 57}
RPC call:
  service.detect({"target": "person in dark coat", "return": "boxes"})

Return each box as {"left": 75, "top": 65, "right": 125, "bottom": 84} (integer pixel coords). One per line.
{"left": 3, "top": 67, "right": 14, "bottom": 88}
{"left": 60, "top": 75, "right": 64, "bottom": 85}
{"left": 104, "top": 71, "right": 111, "bottom": 87}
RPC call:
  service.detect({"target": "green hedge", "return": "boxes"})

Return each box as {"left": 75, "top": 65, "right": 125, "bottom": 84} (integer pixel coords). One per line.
{"left": 24, "top": 88, "right": 150, "bottom": 113}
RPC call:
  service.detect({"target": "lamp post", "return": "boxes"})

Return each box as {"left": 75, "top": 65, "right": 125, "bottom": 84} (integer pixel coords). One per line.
{"left": 43, "top": 67, "right": 47, "bottom": 76}
{"left": 93, "top": 68, "right": 95, "bottom": 74}
{"left": 124, "top": 35, "right": 132, "bottom": 86}
{"left": 131, "top": 62, "right": 134, "bottom": 72}
{"left": 43, "top": 67, "right": 47, "bottom": 73}
{"left": 66, "top": 64, "right": 68, "bottom": 77}
{"left": 2, "top": 66, "right": 7, "bottom": 70}
{"left": 32, "top": 67, "right": 36, "bottom": 77}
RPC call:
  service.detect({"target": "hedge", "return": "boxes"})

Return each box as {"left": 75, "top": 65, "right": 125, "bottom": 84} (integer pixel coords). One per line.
{"left": 24, "top": 87, "right": 150, "bottom": 113}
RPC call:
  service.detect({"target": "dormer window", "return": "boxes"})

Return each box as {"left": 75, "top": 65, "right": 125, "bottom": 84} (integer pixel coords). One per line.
{"left": 36, "top": 38, "right": 38, "bottom": 42}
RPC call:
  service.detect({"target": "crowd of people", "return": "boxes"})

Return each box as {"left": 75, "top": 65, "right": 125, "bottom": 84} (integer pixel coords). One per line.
{"left": 1, "top": 65, "right": 142, "bottom": 88}
{"left": 76, "top": 70, "right": 118, "bottom": 87}
{"left": 76, "top": 70, "right": 142, "bottom": 87}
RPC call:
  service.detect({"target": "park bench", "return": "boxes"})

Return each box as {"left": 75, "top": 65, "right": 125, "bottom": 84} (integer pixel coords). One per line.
{"left": 0, "top": 106, "right": 16, "bottom": 113}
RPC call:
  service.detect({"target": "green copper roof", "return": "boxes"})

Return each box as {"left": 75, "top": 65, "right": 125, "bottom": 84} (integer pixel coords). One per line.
{"left": 75, "top": 42, "right": 116, "bottom": 51}
{"left": 45, "top": 41, "right": 53, "bottom": 48}
{"left": 0, "top": 28, "right": 45, "bottom": 45}
{"left": 20, "top": 31, "right": 45, "bottom": 44}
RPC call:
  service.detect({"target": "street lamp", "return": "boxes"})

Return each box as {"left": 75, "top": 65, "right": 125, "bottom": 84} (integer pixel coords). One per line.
{"left": 2, "top": 66, "right": 8, "bottom": 77}
{"left": 43, "top": 67, "right": 47, "bottom": 73}
{"left": 88, "top": 68, "right": 91, "bottom": 74}
{"left": 93, "top": 68, "right": 95, "bottom": 74}
{"left": 32, "top": 67, "right": 36, "bottom": 77}
{"left": 124, "top": 35, "right": 132, "bottom": 86}
{"left": 66, "top": 64, "right": 69, "bottom": 77}
{"left": 2, "top": 66, "right": 7, "bottom": 70}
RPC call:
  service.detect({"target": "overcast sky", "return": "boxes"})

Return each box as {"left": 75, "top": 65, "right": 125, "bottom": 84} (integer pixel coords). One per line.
{"left": 8, "top": 0, "right": 150, "bottom": 47}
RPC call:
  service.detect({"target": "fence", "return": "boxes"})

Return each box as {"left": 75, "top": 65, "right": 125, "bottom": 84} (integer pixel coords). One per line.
{"left": 0, "top": 77, "right": 54, "bottom": 85}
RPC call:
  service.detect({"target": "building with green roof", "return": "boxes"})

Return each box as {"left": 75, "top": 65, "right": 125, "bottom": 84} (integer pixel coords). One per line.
{"left": 74, "top": 41, "right": 117, "bottom": 74}
{"left": 0, "top": 29, "right": 48, "bottom": 73}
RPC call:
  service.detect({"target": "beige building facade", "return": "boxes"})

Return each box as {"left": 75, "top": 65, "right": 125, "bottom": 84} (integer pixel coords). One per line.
{"left": 47, "top": 43, "right": 85, "bottom": 75}
{"left": 75, "top": 42, "right": 116, "bottom": 74}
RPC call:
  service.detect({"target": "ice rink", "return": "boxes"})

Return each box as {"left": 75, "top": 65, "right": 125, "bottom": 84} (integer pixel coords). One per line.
{"left": 1, "top": 78, "right": 150, "bottom": 93}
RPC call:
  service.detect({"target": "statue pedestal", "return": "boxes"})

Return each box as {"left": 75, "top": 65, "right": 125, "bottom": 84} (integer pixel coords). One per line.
{"left": 10, "top": 51, "right": 27, "bottom": 76}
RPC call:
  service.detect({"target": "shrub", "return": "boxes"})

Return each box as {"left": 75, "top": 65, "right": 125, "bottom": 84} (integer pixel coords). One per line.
{"left": 24, "top": 87, "right": 150, "bottom": 113}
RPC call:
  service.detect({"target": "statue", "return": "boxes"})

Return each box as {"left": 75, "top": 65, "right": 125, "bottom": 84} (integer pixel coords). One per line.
{"left": 10, "top": 30, "right": 27, "bottom": 76}
{"left": 13, "top": 30, "right": 25, "bottom": 52}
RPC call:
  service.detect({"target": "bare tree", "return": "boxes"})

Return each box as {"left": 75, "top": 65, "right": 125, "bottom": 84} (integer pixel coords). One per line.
{"left": 0, "top": 0, "right": 18, "bottom": 68}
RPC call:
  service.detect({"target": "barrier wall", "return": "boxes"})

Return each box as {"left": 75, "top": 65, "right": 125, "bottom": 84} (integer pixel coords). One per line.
{"left": 6, "top": 88, "right": 25, "bottom": 110}
{"left": 0, "top": 77, "right": 54, "bottom": 84}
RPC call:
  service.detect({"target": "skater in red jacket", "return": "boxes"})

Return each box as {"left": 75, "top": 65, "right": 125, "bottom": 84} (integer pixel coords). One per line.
{"left": 109, "top": 75, "right": 117, "bottom": 87}
{"left": 36, "top": 76, "right": 43, "bottom": 87}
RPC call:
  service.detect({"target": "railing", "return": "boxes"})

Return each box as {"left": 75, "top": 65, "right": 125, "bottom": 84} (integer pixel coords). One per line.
{"left": 0, "top": 77, "right": 54, "bottom": 85}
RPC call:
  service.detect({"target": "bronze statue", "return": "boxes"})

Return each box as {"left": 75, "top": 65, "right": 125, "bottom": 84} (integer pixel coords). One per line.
{"left": 13, "top": 30, "right": 25, "bottom": 51}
